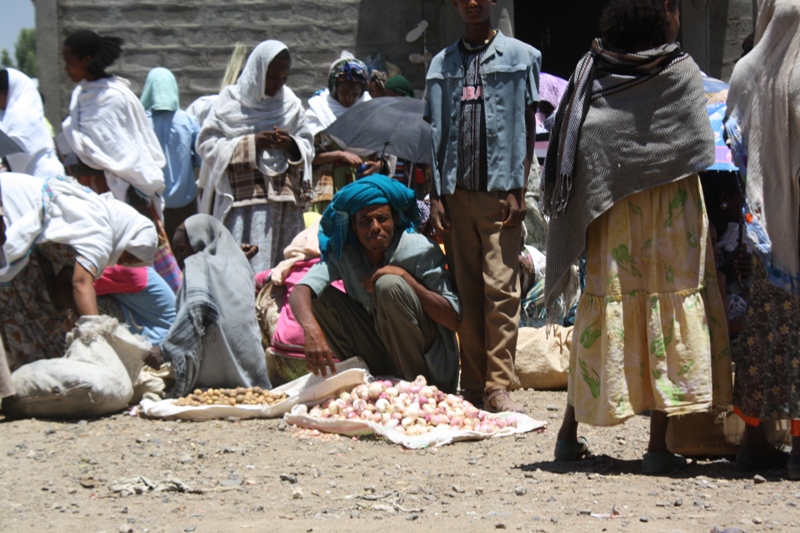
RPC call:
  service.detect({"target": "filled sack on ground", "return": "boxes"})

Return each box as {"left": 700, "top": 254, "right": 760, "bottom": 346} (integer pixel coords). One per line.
{"left": 510, "top": 325, "right": 572, "bottom": 391}
{"left": 4, "top": 315, "right": 150, "bottom": 419}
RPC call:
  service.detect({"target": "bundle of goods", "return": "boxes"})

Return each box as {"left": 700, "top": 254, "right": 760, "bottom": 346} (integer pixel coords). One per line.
{"left": 174, "top": 387, "right": 286, "bottom": 407}
{"left": 138, "top": 358, "right": 368, "bottom": 421}
{"left": 286, "top": 375, "right": 546, "bottom": 448}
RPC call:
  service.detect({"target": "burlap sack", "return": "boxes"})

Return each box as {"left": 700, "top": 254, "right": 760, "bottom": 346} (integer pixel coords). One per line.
{"left": 510, "top": 326, "right": 572, "bottom": 391}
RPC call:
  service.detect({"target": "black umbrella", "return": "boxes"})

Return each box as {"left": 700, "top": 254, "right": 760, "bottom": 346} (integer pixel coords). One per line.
{"left": 323, "top": 97, "right": 432, "bottom": 165}
{"left": 0, "top": 129, "right": 23, "bottom": 159}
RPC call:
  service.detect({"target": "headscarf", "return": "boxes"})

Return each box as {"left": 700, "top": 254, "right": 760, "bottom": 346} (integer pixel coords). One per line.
{"left": 0, "top": 68, "right": 65, "bottom": 178}
{"left": 385, "top": 75, "right": 415, "bottom": 98}
{"left": 319, "top": 174, "right": 418, "bottom": 260}
{"left": 0, "top": 174, "right": 157, "bottom": 282}
{"left": 196, "top": 40, "right": 314, "bottom": 220}
{"left": 725, "top": 0, "right": 800, "bottom": 294}
{"left": 163, "top": 214, "right": 269, "bottom": 397}
{"left": 140, "top": 67, "right": 180, "bottom": 112}
{"left": 306, "top": 54, "right": 372, "bottom": 136}
{"left": 61, "top": 75, "right": 167, "bottom": 214}
{"left": 327, "top": 57, "right": 369, "bottom": 92}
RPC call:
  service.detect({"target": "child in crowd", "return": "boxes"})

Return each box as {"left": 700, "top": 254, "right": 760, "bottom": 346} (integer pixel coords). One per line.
{"left": 425, "top": 0, "right": 540, "bottom": 413}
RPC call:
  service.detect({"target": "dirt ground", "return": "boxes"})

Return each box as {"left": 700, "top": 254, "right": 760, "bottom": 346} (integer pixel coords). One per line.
{"left": 1, "top": 389, "right": 799, "bottom": 533}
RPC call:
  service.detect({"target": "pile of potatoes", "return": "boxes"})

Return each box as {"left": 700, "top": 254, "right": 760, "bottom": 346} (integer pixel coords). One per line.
{"left": 174, "top": 387, "right": 287, "bottom": 407}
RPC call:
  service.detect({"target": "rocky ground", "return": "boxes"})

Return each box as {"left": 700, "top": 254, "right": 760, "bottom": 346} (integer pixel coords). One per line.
{"left": 1, "top": 389, "right": 799, "bottom": 533}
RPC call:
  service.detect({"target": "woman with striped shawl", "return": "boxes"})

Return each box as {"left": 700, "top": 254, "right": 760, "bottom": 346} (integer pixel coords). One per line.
{"left": 544, "top": 0, "right": 731, "bottom": 475}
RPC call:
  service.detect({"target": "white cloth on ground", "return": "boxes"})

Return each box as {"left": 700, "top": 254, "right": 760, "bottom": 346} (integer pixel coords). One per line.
{"left": 0, "top": 68, "right": 65, "bottom": 178}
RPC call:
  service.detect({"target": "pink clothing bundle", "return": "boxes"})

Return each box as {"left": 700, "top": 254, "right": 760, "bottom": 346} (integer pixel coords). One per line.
{"left": 270, "top": 258, "right": 345, "bottom": 358}
{"left": 94, "top": 265, "right": 148, "bottom": 295}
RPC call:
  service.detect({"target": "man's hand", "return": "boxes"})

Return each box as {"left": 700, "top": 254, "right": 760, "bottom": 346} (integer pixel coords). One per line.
{"left": 429, "top": 197, "right": 450, "bottom": 234}
{"left": 502, "top": 188, "right": 526, "bottom": 227}
{"left": 144, "top": 345, "right": 164, "bottom": 369}
{"left": 303, "top": 325, "right": 337, "bottom": 378}
{"left": 240, "top": 243, "right": 259, "bottom": 260}
{"left": 337, "top": 151, "right": 363, "bottom": 167}
{"left": 359, "top": 160, "right": 382, "bottom": 177}
{"left": 362, "top": 265, "right": 408, "bottom": 294}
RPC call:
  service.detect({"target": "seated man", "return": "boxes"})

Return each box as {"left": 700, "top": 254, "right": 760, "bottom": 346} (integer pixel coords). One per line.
{"left": 290, "top": 175, "right": 461, "bottom": 392}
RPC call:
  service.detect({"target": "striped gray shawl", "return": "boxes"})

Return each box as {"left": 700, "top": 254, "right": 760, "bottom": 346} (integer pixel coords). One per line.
{"left": 543, "top": 40, "right": 714, "bottom": 310}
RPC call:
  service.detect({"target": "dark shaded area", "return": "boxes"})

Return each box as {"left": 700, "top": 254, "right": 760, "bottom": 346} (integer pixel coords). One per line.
{"left": 514, "top": 0, "right": 604, "bottom": 79}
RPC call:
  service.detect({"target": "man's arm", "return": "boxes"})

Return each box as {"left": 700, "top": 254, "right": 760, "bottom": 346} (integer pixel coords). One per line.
{"left": 364, "top": 266, "right": 460, "bottom": 332}
{"left": 289, "top": 284, "right": 338, "bottom": 377}
{"left": 502, "top": 103, "right": 537, "bottom": 228}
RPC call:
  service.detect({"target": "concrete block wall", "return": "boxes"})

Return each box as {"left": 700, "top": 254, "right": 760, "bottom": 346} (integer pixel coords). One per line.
{"left": 708, "top": 0, "right": 755, "bottom": 80}
{"left": 36, "top": 0, "right": 461, "bottom": 132}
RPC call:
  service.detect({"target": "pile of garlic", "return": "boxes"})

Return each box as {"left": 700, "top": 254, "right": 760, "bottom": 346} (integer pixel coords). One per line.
{"left": 307, "top": 376, "right": 518, "bottom": 436}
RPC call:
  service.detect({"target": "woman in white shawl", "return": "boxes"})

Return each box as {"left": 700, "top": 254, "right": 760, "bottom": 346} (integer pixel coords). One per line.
{"left": 724, "top": 0, "right": 800, "bottom": 479}
{"left": 60, "top": 30, "right": 166, "bottom": 217}
{"left": 0, "top": 174, "right": 157, "bottom": 372}
{"left": 196, "top": 40, "right": 314, "bottom": 274}
{"left": 144, "top": 215, "right": 270, "bottom": 398}
{"left": 305, "top": 55, "right": 381, "bottom": 213}
{"left": 0, "top": 68, "right": 64, "bottom": 178}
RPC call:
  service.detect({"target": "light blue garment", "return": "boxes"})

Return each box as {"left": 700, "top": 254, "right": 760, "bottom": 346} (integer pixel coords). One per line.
{"left": 301, "top": 231, "right": 459, "bottom": 317}
{"left": 111, "top": 267, "right": 177, "bottom": 344}
{"left": 140, "top": 68, "right": 180, "bottom": 112}
{"left": 147, "top": 109, "right": 201, "bottom": 208}
{"left": 424, "top": 31, "right": 541, "bottom": 196}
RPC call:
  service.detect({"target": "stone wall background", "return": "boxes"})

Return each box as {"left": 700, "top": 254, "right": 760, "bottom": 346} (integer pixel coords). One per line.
{"left": 36, "top": 0, "right": 750, "bottom": 132}
{"left": 36, "top": 0, "right": 515, "bottom": 131}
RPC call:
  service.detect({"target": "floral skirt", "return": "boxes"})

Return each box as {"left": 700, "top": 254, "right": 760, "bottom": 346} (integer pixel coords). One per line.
{"left": 568, "top": 175, "right": 732, "bottom": 426}
{"left": 733, "top": 256, "right": 800, "bottom": 423}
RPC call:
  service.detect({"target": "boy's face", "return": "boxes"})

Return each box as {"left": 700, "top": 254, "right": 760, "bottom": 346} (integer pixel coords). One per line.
{"left": 451, "top": 0, "right": 497, "bottom": 25}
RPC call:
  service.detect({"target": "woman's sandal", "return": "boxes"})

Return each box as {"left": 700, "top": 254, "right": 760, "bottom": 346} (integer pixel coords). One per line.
{"left": 554, "top": 436, "right": 591, "bottom": 461}
{"left": 642, "top": 451, "right": 687, "bottom": 475}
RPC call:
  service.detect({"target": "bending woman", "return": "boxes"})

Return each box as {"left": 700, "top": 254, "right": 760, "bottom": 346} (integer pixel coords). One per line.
{"left": 0, "top": 174, "right": 157, "bottom": 371}
{"left": 724, "top": 0, "right": 800, "bottom": 479}
{"left": 144, "top": 215, "right": 271, "bottom": 398}
{"left": 543, "top": 0, "right": 731, "bottom": 474}
{"left": 197, "top": 40, "right": 314, "bottom": 274}
{"left": 0, "top": 68, "right": 64, "bottom": 178}
{"left": 61, "top": 30, "right": 166, "bottom": 216}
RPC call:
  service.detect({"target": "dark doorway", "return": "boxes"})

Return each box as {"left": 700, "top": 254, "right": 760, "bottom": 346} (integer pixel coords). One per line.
{"left": 514, "top": 0, "right": 605, "bottom": 79}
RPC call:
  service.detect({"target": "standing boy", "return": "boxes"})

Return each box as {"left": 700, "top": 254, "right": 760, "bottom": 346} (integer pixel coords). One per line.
{"left": 425, "top": 0, "right": 540, "bottom": 413}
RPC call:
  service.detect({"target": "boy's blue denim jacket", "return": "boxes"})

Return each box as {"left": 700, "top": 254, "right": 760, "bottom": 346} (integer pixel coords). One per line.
{"left": 424, "top": 31, "right": 541, "bottom": 196}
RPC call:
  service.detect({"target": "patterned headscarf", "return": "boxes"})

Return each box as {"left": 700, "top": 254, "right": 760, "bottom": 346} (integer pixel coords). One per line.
{"left": 327, "top": 58, "right": 369, "bottom": 92}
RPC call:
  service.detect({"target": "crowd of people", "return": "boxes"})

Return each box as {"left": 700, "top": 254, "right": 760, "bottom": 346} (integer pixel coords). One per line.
{"left": 0, "top": 0, "right": 798, "bottom": 480}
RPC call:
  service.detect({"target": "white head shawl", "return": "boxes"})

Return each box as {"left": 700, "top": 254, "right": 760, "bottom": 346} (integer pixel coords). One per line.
{"left": 726, "top": 0, "right": 800, "bottom": 290}
{"left": 61, "top": 76, "right": 166, "bottom": 214}
{"left": 0, "top": 174, "right": 157, "bottom": 282}
{"left": 305, "top": 89, "right": 371, "bottom": 137}
{"left": 196, "top": 40, "right": 314, "bottom": 221}
{"left": 0, "top": 68, "right": 65, "bottom": 178}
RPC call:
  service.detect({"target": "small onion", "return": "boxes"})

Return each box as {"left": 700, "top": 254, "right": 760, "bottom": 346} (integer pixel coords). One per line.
{"left": 386, "top": 387, "right": 399, "bottom": 399}
{"left": 368, "top": 382, "right": 383, "bottom": 399}
{"left": 401, "top": 417, "right": 414, "bottom": 428}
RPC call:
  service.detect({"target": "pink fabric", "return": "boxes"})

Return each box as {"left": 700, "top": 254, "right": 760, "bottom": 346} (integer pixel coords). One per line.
{"left": 271, "top": 259, "right": 345, "bottom": 355}
{"left": 94, "top": 265, "right": 148, "bottom": 296}
{"left": 535, "top": 73, "right": 569, "bottom": 126}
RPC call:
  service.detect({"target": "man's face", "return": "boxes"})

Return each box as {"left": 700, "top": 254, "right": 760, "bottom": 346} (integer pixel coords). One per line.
{"left": 352, "top": 204, "right": 396, "bottom": 256}
{"left": 451, "top": 0, "right": 496, "bottom": 25}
